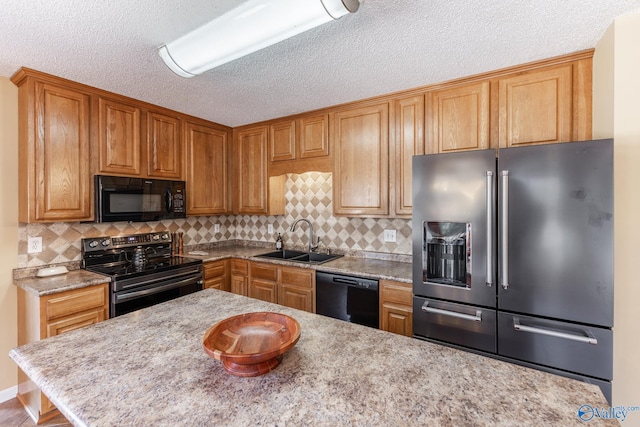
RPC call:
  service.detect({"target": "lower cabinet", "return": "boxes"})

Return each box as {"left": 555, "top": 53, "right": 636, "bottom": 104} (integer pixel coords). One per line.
{"left": 203, "top": 260, "right": 229, "bottom": 291}
{"left": 17, "top": 283, "right": 109, "bottom": 423}
{"left": 380, "top": 280, "right": 413, "bottom": 337}
{"left": 230, "top": 259, "right": 249, "bottom": 296}
{"left": 246, "top": 261, "right": 315, "bottom": 312}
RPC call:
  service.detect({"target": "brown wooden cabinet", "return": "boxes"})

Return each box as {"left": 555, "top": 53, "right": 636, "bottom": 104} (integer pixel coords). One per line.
{"left": 426, "top": 81, "right": 491, "bottom": 153}
{"left": 230, "top": 259, "right": 249, "bottom": 296}
{"left": 235, "top": 126, "right": 284, "bottom": 215}
{"left": 249, "top": 262, "right": 279, "bottom": 303}
{"left": 298, "top": 114, "right": 330, "bottom": 159}
{"left": 17, "top": 283, "right": 109, "bottom": 423}
{"left": 184, "top": 121, "right": 230, "bottom": 215}
{"left": 379, "top": 280, "right": 413, "bottom": 337}
{"left": 12, "top": 70, "right": 93, "bottom": 223}
{"left": 392, "top": 95, "right": 424, "bottom": 217}
{"left": 97, "top": 96, "right": 142, "bottom": 176}
{"left": 269, "top": 120, "right": 296, "bottom": 162}
{"left": 279, "top": 266, "right": 315, "bottom": 312}
{"left": 146, "top": 111, "right": 182, "bottom": 179}
{"left": 203, "top": 259, "right": 228, "bottom": 291}
{"left": 332, "top": 103, "right": 389, "bottom": 216}
{"left": 246, "top": 261, "right": 315, "bottom": 312}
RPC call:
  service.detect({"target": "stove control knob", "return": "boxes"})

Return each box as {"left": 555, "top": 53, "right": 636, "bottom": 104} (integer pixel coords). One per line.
{"left": 88, "top": 240, "right": 99, "bottom": 248}
{"left": 101, "top": 239, "right": 111, "bottom": 247}
{"left": 161, "top": 233, "right": 170, "bottom": 240}
{"left": 152, "top": 234, "right": 160, "bottom": 240}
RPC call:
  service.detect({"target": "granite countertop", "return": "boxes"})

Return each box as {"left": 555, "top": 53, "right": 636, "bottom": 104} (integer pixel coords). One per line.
{"left": 10, "top": 289, "right": 614, "bottom": 426}
{"left": 13, "top": 269, "right": 111, "bottom": 297}
{"left": 185, "top": 244, "right": 413, "bottom": 283}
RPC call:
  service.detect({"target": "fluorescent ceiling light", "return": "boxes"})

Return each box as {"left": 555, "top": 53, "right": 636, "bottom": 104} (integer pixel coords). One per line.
{"left": 159, "top": 0, "right": 362, "bottom": 78}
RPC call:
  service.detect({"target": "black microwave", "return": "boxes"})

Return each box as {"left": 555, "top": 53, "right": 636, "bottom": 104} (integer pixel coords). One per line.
{"left": 95, "top": 175, "right": 187, "bottom": 223}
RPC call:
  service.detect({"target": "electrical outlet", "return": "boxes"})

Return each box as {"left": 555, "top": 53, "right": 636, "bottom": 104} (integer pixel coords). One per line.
{"left": 214, "top": 224, "right": 220, "bottom": 233}
{"left": 268, "top": 224, "right": 274, "bottom": 234}
{"left": 28, "top": 236, "right": 42, "bottom": 253}
{"left": 383, "top": 229, "right": 396, "bottom": 243}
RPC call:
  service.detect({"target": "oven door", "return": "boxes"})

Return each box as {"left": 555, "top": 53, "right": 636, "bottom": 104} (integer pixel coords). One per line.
{"left": 111, "top": 265, "right": 202, "bottom": 317}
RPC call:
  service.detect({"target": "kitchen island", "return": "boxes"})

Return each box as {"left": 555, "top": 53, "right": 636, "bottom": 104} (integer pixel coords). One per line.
{"left": 10, "top": 289, "right": 614, "bottom": 426}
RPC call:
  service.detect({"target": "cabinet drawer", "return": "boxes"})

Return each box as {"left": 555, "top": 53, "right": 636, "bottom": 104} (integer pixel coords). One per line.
{"left": 250, "top": 262, "right": 278, "bottom": 281}
{"left": 497, "top": 312, "right": 612, "bottom": 380}
{"left": 46, "top": 308, "right": 106, "bottom": 337}
{"left": 230, "top": 259, "right": 248, "bottom": 275}
{"left": 413, "top": 297, "right": 496, "bottom": 353}
{"left": 203, "top": 260, "right": 226, "bottom": 279}
{"left": 44, "top": 284, "right": 107, "bottom": 321}
{"left": 381, "top": 280, "right": 412, "bottom": 305}
{"left": 281, "top": 267, "right": 313, "bottom": 289}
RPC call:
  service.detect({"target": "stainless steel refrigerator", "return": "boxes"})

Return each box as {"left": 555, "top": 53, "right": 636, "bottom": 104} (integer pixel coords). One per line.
{"left": 412, "top": 139, "right": 613, "bottom": 401}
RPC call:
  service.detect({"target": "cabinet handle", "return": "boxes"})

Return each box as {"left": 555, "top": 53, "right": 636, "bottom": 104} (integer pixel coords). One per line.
{"left": 513, "top": 318, "right": 598, "bottom": 345}
{"left": 486, "top": 171, "right": 494, "bottom": 287}
{"left": 421, "top": 302, "right": 482, "bottom": 322}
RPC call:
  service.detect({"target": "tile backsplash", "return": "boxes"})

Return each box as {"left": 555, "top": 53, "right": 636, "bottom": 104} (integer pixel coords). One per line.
{"left": 18, "top": 172, "right": 412, "bottom": 268}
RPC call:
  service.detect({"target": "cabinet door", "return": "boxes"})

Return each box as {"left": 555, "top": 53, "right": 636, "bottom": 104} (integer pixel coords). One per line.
{"left": 249, "top": 279, "right": 278, "bottom": 303}
{"left": 269, "top": 120, "right": 296, "bottom": 162}
{"left": 98, "top": 97, "right": 141, "bottom": 175}
{"left": 236, "top": 126, "right": 268, "bottom": 214}
{"left": 230, "top": 259, "right": 249, "bottom": 296}
{"left": 298, "top": 114, "right": 329, "bottom": 159}
{"left": 46, "top": 308, "right": 106, "bottom": 337}
{"left": 185, "top": 122, "right": 230, "bottom": 215}
{"left": 498, "top": 64, "right": 573, "bottom": 147}
{"left": 146, "top": 111, "right": 181, "bottom": 179}
{"left": 393, "top": 95, "right": 424, "bottom": 216}
{"left": 203, "top": 260, "right": 228, "bottom": 291}
{"left": 332, "top": 103, "right": 389, "bottom": 216}
{"left": 381, "top": 303, "right": 413, "bottom": 337}
{"left": 279, "top": 267, "right": 315, "bottom": 312}
{"left": 427, "top": 81, "right": 490, "bottom": 153}
{"left": 30, "top": 81, "right": 92, "bottom": 222}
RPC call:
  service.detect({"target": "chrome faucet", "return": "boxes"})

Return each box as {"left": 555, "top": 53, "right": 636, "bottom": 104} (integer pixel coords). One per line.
{"left": 290, "top": 218, "right": 320, "bottom": 253}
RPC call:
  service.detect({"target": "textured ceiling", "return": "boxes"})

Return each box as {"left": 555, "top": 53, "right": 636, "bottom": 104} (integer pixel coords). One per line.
{"left": 1, "top": 0, "right": 639, "bottom": 127}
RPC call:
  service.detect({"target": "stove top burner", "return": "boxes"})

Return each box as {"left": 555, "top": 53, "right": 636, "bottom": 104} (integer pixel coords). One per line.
{"left": 85, "top": 256, "right": 202, "bottom": 278}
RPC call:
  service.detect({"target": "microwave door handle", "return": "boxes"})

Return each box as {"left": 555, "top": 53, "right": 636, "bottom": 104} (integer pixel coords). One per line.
{"left": 485, "top": 171, "right": 494, "bottom": 287}
{"left": 165, "top": 189, "right": 172, "bottom": 212}
{"left": 500, "top": 170, "right": 509, "bottom": 290}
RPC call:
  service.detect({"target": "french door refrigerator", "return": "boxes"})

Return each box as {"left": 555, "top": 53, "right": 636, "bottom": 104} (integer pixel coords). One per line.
{"left": 412, "top": 139, "right": 613, "bottom": 401}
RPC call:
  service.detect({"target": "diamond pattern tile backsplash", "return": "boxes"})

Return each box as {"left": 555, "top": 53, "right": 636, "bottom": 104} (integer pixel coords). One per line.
{"left": 17, "top": 172, "right": 412, "bottom": 268}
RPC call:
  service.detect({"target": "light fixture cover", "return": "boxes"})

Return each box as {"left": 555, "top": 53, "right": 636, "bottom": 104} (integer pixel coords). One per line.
{"left": 159, "top": 0, "right": 361, "bottom": 77}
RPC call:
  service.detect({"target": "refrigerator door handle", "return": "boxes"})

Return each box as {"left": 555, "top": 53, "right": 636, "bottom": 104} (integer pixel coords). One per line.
{"left": 486, "top": 171, "right": 494, "bottom": 287}
{"left": 422, "top": 301, "right": 482, "bottom": 322}
{"left": 500, "top": 170, "right": 509, "bottom": 289}
{"left": 513, "top": 318, "right": 598, "bottom": 345}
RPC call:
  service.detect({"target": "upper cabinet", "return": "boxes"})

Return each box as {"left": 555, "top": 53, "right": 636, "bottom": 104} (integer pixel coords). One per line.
{"left": 332, "top": 103, "right": 389, "bottom": 217}
{"left": 96, "top": 97, "right": 184, "bottom": 179}
{"left": 392, "top": 95, "right": 424, "bottom": 217}
{"left": 269, "top": 120, "right": 296, "bottom": 162}
{"left": 426, "top": 81, "right": 490, "bottom": 153}
{"left": 97, "top": 97, "right": 141, "bottom": 176}
{"left": 146, "top": 111, "right": 182, "bottom": 179}
{"left": 184, "top": 120, "right": 230, "bottom": 215}
{"left": 12, "top": 70, "right": 93, "bottom": 222}
{"left": 298, "top": 114, "right": 330, "bottom": 159}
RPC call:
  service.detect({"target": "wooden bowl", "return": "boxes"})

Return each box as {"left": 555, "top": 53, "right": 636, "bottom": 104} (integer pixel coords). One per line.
{"left": 202, "top": 312, "right": 301, "bottom": 377}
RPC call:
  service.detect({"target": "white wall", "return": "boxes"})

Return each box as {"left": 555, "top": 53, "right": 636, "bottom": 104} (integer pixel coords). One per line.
{"left": 0, "top": 77, "right": 19, "bottom": 394}
{"left": 593, "top": 12, "right": 640, "bottom": 407}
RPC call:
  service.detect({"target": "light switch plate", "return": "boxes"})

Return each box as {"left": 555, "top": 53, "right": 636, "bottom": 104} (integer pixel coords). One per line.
{"left": 214, "top": 224, "right": 221, "bottom": 233}
{"left": 268, "top": 224, "right": 274, "bottom": 234}
{"left": 383, "top": 229, "right": 396, "bottom": 243}
{"left": 28, "top": 236, "right": 42, "bottom": 253}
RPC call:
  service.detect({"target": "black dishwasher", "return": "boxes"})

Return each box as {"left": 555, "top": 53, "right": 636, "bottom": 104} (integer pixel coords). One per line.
{"left": 316, "top": 272, "right": 379, "bottom": 328}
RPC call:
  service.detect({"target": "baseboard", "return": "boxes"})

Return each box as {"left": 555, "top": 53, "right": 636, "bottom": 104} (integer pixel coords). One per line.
{"left": 0, "top": 385, "right": 17, "bottom": 403}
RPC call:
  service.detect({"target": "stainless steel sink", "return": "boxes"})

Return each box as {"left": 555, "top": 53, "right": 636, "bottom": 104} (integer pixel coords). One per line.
{"left": 255, "top": 250, "right": 343, "bottom": 264}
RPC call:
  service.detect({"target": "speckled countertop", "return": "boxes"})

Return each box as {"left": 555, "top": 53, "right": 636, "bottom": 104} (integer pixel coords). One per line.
{"left": 10, "top": 289, "right": 613, "bottom": 426}
{"left": 185, "top": 244, "right": 413, "bottom": 283}
{"left": 13, "top": 269, "right": 111, "bottom": 296}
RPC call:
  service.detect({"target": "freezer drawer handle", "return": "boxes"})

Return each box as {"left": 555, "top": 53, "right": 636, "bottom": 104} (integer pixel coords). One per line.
{"left": 500, "top": 170, "right": 510, "bottom": 290}
{"left": 485, "top": 171, "right": 494, "bottom": 287}
{"left": 512, "top": 318, "right": 598, "bottom": 345}
{"left": 421, "top": 302, "right": 482, "bottom": 322}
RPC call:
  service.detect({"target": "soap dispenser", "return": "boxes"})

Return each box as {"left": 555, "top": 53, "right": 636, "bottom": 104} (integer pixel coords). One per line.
{"left": 276, "top": 233, "right": 283, "bottom": 250}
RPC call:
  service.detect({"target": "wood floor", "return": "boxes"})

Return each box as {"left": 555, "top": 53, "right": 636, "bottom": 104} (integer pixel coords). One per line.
{"left": 0, "top": 398, "right": 72, "bottom": 427}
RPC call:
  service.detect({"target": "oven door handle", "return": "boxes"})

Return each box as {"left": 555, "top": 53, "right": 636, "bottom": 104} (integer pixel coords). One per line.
{"left": 115, "top": 275, "right": 202, "bottom": 303}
